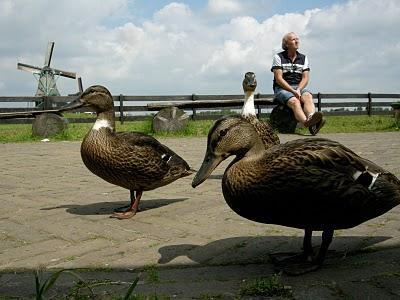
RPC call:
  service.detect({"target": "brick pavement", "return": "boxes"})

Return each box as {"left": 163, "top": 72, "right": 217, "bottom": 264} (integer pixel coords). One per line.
{"left": 0, "top": 132, "right": 400, "bottom": 299}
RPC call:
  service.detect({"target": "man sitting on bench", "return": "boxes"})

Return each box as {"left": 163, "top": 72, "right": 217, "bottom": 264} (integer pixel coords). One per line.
{"left": 271, "top": 32, "right": 325, "bottom": 135}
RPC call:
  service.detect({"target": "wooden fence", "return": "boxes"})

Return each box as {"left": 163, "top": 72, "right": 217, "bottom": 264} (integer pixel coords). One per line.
{"left": 0, "top": 93, "right": 399, "bottom": 124}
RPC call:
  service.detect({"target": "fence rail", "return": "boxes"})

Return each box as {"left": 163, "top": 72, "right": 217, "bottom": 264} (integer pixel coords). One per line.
{"left": 0, "top": 93, "right": 399, "bottom": 124}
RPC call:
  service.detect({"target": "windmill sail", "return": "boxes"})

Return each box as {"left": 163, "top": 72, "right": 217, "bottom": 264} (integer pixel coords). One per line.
{"left": 44, "top": 42, "right": 55, "bottom": 67}
{"left": 52, "top": 68, "right": 76, "bottom": 79}
{"left": 17, "top": 63, "right": 42, "bottom": 73}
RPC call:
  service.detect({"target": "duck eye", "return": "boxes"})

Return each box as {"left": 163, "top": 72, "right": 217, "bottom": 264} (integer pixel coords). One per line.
{"left": 220, "top": 129, "right": 228, "bottom": 137}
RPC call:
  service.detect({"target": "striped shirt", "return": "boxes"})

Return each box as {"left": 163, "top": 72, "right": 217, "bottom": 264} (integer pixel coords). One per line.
{"left": 271, "top": 50, "right": 310, "bottom": 89}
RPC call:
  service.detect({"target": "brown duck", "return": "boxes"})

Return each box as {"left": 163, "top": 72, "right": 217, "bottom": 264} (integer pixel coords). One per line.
{"left": 241, "top": 71, "right": 280, "bottom": 147}
{"left": 61, "top": 85, "right": 193, "bottom": 219}
{"left": 192, "top": 115, "right": 400, "bottom": 274}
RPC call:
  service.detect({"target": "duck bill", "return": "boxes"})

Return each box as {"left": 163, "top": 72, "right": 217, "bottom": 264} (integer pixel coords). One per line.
{"left": 192, "top": 152, "right": 223, "bottom": 188}
{"left": 58, "top": 96, "right": 84, "bottom": 112}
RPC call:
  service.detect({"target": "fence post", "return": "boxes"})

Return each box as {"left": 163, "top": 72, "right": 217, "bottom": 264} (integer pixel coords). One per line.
{"left": 119, "top": 94, "right": 124, "bottom": 124}
{"left": 191, "top": 94, "right": 197, "bottom": 120}
{"left": 317, "top": 92, "right": 322, "bottom": 112}
{"left": 367, "top": 92, "right": 372, "bottom": 116}
{"left": 256, "top": 93, "right": 261, "bottom": 118}
{"left": 43, "top": 96, "right": 52, "bottom": 110}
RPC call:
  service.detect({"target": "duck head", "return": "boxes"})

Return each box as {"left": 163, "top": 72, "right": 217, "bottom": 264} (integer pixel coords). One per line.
{"left": 242, "top": 72, "right": 257, "bottom": 93}
{"left": 192, "top": 115, "right": 263, "bottom": 188}
{"left": 60, "top": 85, "right": 114, "bottom": 114}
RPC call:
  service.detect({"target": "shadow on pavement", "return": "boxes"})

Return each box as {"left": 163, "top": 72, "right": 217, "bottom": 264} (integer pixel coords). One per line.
{"left": 157, "top": 235, "right": 391, "bottom": 266}
{"left": 40, "top": 198, "right": 188, "bottom": 215}
{"left": 1, "top": 235, "right": 399, "bottom": 299}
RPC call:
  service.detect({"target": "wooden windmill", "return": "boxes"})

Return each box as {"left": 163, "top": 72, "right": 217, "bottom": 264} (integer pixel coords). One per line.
{"left": 17, "top": 42, "right": 77, "bottom": 100}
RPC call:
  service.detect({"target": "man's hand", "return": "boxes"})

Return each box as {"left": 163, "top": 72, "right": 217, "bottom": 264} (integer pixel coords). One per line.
{"left": 294, "top": 88, "right": 302, "bottom": 99}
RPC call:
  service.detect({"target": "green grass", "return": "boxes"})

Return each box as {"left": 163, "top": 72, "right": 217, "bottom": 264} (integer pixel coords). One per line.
{"left": 0, "top": 115, "right": 398, "bottom": 143}
{"left": 34, "top": 268, "right": 94, "bottom": 300}
{"left": 239, "top": 273, "right": 293, "bottom": 297}
{"left": 295, "top": 115, "right": 398, "bottom": 134}
{"left": 143, "top": 264, "right": 160, "bottom": 283}
{"left": 34, "top": 268, "right": 141, "bottom": 299}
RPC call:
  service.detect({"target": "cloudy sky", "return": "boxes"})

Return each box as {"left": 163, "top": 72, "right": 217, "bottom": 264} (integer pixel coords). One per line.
{"left": 1, "top": 0, "right": 399, "bottom": 96}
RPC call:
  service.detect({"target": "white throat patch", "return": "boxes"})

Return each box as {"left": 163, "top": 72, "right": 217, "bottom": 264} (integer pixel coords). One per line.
{"left": 92, "top": 119, "right": 112, "bottom": 131}
{"left": 242, "top": 93, "right": 256, "bottom": 117}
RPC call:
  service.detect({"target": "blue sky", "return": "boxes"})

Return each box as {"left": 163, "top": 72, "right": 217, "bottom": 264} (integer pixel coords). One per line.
{"left": 0, "top": 0, "right": 399, "bottom": 96}
{"left": 126, "top": 1, "right": 348, "bottom": 21}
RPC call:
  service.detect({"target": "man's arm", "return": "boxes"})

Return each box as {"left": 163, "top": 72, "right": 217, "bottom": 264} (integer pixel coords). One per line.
{"left": 297, "top": 70, "right": 309, "bottom": 91}
{"left": 273, "top": 68, "right": 301, "bottom": 99}
{"left": 298, "top": 55, "right": 310, "bottom": 91}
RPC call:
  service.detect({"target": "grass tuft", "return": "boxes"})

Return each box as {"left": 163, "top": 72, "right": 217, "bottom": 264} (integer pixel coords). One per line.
{"left": 143, "top": 265, "right": 160, "bottom": 283}
{"left": 34, "top": 268, "right": 94, "bottom": 300}
{"left": 239, "top": 273, "right": 293, "bottom": 297}
{"left": 33, "top": 268, "right": 142, "bottom": 299}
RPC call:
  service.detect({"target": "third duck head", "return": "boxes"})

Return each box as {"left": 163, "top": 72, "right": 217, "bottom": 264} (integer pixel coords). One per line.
{"left": 242, "top": 72, "right": 257, "bottom": 93}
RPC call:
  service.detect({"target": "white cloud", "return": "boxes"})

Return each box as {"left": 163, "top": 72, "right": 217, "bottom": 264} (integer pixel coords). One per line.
{"left": 0, "top": 0, "right": 14, "bottom": 17}
{"left": 207, "top": 0, "right": 243, "bottom": 15}
{"left": 200, "top": 40, "right": 251, "bottom": 74}
{"left": 1, "top": 0, "right": 400, "bottom": 96}
{"left": 228, "top": 17, "right": 262, "bottom": 41}
{"left": 154, "top": 2, "right": 193, "bottom": 26}
{"left": 303, "top": 0, "right": 400, "bottom": 92}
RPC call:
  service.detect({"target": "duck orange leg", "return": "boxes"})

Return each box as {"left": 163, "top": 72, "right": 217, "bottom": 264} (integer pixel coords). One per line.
{"left": 111, "top": 190, "right": 142, "bottom": 219}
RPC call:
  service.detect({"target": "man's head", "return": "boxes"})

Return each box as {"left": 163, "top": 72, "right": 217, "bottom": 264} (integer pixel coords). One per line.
{"left": 282, "top": 32, "right": 299, "bottom": 51}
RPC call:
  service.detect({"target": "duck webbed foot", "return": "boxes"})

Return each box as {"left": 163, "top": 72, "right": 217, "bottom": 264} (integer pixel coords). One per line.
{"left": 270, "top": 253, "right": 320, "bottom": 276}
{"left": 111, "top": 190, "right": 142, "bottom": 220}
{"left": 114, "top": 204, "right": 130, "bottom": 213}
{"left": 269, "top": 229, "right": 334, "bottom": 276}
{"left": 114, "top": 204, "right": 141, "bottom": 213}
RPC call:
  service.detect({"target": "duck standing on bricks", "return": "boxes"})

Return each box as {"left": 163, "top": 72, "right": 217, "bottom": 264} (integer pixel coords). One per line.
{"left": 192, "top": 115, "right": 400, "bottom": 275}
{"left": 61, "top": 85, "right": 193, "bottom": 219}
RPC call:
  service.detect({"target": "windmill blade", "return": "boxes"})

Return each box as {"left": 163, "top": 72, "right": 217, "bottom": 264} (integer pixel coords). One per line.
{"left": 78, "top": 77, "right": 83, "bottom": 92}
{"left": 44, "top": 41, "right": 55, "bottom": 67}
{"left": 52, "top": 68, "right": 76, "bottom": 79}
{"left": 17, "top": 62, "right": 42, "bottom": 73}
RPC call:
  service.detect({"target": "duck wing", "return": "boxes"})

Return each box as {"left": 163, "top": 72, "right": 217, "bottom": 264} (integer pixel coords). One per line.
{"left": 116, "top": 131, "right": 179, "bottom": 158}
{"left": 269, "top": 137, "right": 384, "bottom": 174}
{"left": 115, "top": 131, "right": 190, "bottom": 173}
{"left": 117, "top": 131, "right": 192, "bottom": 180}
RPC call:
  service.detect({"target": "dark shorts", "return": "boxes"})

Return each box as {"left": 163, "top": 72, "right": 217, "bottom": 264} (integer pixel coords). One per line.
{"left": 273, "top": 86, "right": 312, "bottom": 105}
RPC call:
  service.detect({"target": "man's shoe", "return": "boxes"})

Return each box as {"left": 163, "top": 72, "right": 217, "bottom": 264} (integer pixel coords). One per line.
{"left": 309, "top": 118, "right": 326, "bottom": 135}
{"left": 303, "top": 112, "right": 323, "bottom": 128}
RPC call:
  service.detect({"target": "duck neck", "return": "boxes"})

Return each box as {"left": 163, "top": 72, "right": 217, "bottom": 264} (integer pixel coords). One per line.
{"left": 242, "top": 91, "right": 256, "bottom": 117}
{"left": 232, "top": 132, "right": 266, "bottom": 163}
{"left": 245, "top": 137, "right": 266, "bottom": 158}
{"left": 93, "top": 110, "right": 115, "bottom": 132}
